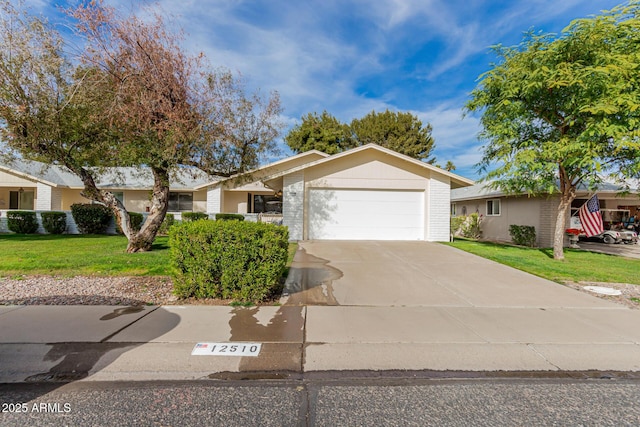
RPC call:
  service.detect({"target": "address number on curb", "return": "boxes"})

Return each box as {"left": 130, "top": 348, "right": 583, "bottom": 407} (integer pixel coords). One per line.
{"left": 191, "top": 342, "right": 262, "bottom": 357}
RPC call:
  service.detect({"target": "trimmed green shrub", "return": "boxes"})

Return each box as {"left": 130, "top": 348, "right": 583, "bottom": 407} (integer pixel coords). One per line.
{"left": 215, "top": 213, "right": 245, "bottom": 221}
{"left": 460, "top": 213, "right": 482, "bottom": 239}
{"left": 71, "top": 203, "right": 112, "bottom": 234}
{"left": 130, "top": 212, "right": 144, "bottom": 231}
{"left": 158, "top": 213, "right": 175, "bottom": 235}
{"left": 509, "top": 224, "right": 537, "bottom": 247}
{"left": 116, "top": 212, "right": 144, "bottom": 234}
{"left": 7, "top": 211, "right": 39, "bottom": 234}
{"left": 182, "top": 212, "right": 209, "bottom": 222}
{"left": 41, "top": 211, "right": 67, "bottom": 234}
{"left": 170, "top": 220, "right": 289, "bottom": 302}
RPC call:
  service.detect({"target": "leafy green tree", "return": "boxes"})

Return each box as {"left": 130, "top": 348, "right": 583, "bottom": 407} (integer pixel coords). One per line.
{"left": 0, "top": 1, "right": 282, "bottom": 252}
{"left": 286, "top": 109, "right": 436, "bottom": 162}
{"left": 285, "top": 111, "right": 354, "bottom": 155}
{"left": 350, "top": 110, "right": 436, "bottom": 162}
{"left": 466, "top": 2, "right": 640, "bottom": 260}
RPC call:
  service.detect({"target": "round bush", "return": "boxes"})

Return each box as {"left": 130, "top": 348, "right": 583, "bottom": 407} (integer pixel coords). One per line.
{"left": 169, "top": 220, "right": 289, "bottom": 302}
{"left": 215, "top": 213, "right": 245, "bottom": 221}
{"left": 7, "top": 211, "right": 39, "bottom": 234}
{"left": 71, "top": 203, "right": 112, "bottom": 234}
{"left": 182, "top": 212, "right": 209, "bottom": 222}
{"left": 41, "top": 211, "right": 67, "bottom": 234}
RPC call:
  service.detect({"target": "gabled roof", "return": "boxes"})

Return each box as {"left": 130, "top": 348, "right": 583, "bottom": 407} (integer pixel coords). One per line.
{"left": 0, "top": 159, "right": 82, "bottom": 187}
{"left": 194, "top": 149, "right": 329, "bottom": 190}
{"left": 261, "top": 143, "right": 475, "bottom": 188}
{"left": 451, "top": 181, "right": 640, "bottom": 202}
{"left": 0, "top": 159, "right": 214, "bottom": 190}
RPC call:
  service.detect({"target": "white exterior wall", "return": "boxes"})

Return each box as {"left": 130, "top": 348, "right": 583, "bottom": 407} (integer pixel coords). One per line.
{"left": 35, "top": 183, "right": 63, "bottom": 211}
{"left": 283, "top": 171, "right": 304, "bottom": 240}
{"left": 427, "top": 174, "right": 451, "bottom": 241}
{"left": 207, "top": 186, "right": 222, "bottom": 214}
{"left": 35, "top": 182, "right": 51, "bottom": 210}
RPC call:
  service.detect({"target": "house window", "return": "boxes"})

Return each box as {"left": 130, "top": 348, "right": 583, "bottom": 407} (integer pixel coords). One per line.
{"left": 487, "top": 199, "right": 501, "bottom": 216}
{"left": 168, "top": 192, "right": 193, "bottom": 211}
{"left": 253, "top": 194, "right": 282, "bottom": 214}
{"left": 9, "top": 190, "right": 34, "bottom": 210}
{"left": 113, "top": 192, "right": 124, "bottom": 204}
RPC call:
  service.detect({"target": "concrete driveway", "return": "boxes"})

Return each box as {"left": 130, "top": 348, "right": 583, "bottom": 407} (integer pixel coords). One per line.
{"left": 284, "top": 240, "right": 616, "bottom": 308}
{"left": 283, "top": 240, "right": 640, "bottom": 372}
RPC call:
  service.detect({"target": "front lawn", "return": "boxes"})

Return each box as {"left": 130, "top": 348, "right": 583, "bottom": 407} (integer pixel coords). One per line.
{"left": 446, "top": 239, "right": 640, "bottom": 285}
{"left": 0, "top": 234, "right": 299, "bottom": 280}
{"left": 0, "top": 234, "right": 172, "bottom": 276}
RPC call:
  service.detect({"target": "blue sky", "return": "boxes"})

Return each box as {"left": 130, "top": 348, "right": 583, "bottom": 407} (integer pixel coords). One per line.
{"left": 25, "top": 0, "right": 623, "bottom": 179}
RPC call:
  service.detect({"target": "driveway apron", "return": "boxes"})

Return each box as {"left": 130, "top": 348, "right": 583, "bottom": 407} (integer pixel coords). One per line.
{"left": 286, "top": 241, "right": 640, "bottom": 372}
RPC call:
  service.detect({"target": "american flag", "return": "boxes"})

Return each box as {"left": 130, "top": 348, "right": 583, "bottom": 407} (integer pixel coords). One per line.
{"left": 195, "top": 343, "right": 208, "bottom": 349}
{"left": 578, "top": 195, "right": 604, "bottom": 237}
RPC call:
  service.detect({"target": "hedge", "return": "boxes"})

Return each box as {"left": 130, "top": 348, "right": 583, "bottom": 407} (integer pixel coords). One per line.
{"left": 116, "top": 212, "right": 144, "bottom": 234}
{"left": 41, "top": 211, "right": 67, "bottom": 234}
{"left": 71, "top": 203, "right": 112, "bottom": 234}
{"left": 215, "top": 213, "right": 245, "bottom": 221}
{"left": 509, "top": 225, "right": 537, "bottom": 247}
{"left": 7, "top": 211, "right": 39, "bottom": 234}
{"left": 182, "top": 212, "right": 209, "bottom": 222}
{"left": 169, "top": 220, "right": 289, "bottom": 302}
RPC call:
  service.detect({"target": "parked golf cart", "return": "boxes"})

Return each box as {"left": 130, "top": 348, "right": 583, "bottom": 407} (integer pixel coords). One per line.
{"left": 579, "top": 230, "right": 623, "bottom": 244}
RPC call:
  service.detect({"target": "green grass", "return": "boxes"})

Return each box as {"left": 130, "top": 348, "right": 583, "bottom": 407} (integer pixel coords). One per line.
{"left": 445, "top": 238, "right": 640, "bottom": 285}
{"left": 0, "top": 234, "right": 299, "bottom": 279}
{"left": 0, "top": 234, "right": 171, "bottom": 277}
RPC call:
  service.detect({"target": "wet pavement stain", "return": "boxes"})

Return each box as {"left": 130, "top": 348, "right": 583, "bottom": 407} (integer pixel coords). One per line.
{"left": 224, "top": 246, "right": 342, "bottom": 373}
{"left": 228, "top": 306, "right": 304, "bottom": 342}
{"left": 282, "top": 247, "right": 343, "bottom": 306}
{"left": 100, "top": 306, "right": 146, "bottom": 321}
{"left": 228, "top": 306, "right": 305, "bottom": 372}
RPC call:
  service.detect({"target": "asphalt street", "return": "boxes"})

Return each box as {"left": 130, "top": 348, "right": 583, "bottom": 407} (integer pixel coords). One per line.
{"left": 2, "top": 375, "right": 640, "bottom": 426}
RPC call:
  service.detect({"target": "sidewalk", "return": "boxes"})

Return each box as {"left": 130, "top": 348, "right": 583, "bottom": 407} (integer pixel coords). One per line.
{"left": 1, "top": 300, "right": 640, "bottom": 382}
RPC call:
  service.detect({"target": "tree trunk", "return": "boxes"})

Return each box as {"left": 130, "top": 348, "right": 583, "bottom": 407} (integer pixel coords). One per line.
{"left": 552, "top": 177, "right": 577, "bottom": 260}
{"left": 69, "top": 162, "right": 171, "bottom": 253}
{"left": 126, "top": 167, "right": 170, "bottom": 253}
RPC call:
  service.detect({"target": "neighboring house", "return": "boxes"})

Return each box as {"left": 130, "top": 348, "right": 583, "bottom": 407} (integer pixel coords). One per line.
{"left": 1, "top": 144, "right": 474, "bottom": 241}
{"left": 451, "top": 182, "right": 640, "bottom": 247}
{"left": 0, "top": 159, "right": 213, "bottom": 214}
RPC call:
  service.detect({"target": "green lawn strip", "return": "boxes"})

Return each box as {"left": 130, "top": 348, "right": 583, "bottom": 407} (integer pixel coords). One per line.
{"left": 0, "top": 234, "right": 299, "bottom": 280}
{"left": 445, "top": 239, "right": 640, "bottom": 285}
{"left": 0, "top": 234, "right": 171, "bottom": 277}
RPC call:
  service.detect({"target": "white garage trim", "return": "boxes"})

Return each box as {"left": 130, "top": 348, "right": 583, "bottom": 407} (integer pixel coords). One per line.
{"left": 308, "top": 188, "right": 424, "bottom": 240}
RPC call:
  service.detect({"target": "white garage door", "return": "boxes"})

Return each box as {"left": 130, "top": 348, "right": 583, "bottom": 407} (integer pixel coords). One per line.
{"left": 308, "top": 189, "right": 424, "bottom": 240}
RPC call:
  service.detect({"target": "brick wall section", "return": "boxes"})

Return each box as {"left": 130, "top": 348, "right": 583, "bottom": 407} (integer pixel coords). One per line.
{"left": 35, "top": 182, "right": 51, "bottom": 210}
{"left": 283, "top": 171, "right": 304, "bottom": 240}
{"left": 207, "top": 186, "right": 222, "bottom": 214}
{"left": 427, "top": 174, "right": 450, "bottom": 242}
{"left": 538, "top": 195, "right": 564, "bottom": 248}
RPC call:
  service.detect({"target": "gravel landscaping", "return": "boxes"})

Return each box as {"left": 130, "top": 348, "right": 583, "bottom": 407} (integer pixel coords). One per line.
{"left": 0, "top": 276, "right": 179, "bottom": 306}
{"left": 1, "top": 274, "right": 639, "bottom": 309}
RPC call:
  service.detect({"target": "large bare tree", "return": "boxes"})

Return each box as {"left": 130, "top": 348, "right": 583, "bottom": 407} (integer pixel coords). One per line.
{"left": 0, "top": 1, "right": 283, "bottom": 252}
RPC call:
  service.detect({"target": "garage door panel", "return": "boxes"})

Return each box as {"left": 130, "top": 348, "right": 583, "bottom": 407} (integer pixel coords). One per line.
{"left": 308, "top": 189, "right": 424, "bottom": 240}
